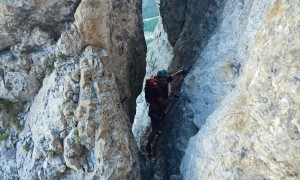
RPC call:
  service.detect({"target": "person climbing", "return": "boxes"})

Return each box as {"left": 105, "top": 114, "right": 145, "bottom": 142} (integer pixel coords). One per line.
{"left": 144, "top": 69, "right": 187, "bottom": 158}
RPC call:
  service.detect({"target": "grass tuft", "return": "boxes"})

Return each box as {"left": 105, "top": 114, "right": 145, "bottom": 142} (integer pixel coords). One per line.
{"left": 10, "top": 114, "right": 24, "bottom": 132}
{"left": 47, "top": 150, "right": 56, "bottom": 158}
{"left": 0, "top": 98, "right": 13, "bottom": 112}
{"left": 45, "top": 64, "right": 55, "bottom": 75}
{"left": 23, "top": 143, "right": 30, "bottom": 153}
{"left": 57, "top": 53, "right": 67, "bottom": 61}
{"left": 74, "top": 130, "right": 80, "bottom": 142}
{"left": 0, "top": 132, "right": 9, "bottom": 142}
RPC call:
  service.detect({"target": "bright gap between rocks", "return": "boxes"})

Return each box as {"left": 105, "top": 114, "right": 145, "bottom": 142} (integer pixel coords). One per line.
{"left": 132, "top": 0, "right": 160, "bottom": 149}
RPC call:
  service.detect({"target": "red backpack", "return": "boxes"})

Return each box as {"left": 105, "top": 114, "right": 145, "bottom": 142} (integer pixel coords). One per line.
{"left": 144, "top": 76, "right": 162, "bottom": 106}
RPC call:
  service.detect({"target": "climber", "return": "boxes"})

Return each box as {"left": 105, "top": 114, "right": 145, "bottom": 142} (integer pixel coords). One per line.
{"left": 144, "top": 68, "right": 187, "bottom": 158}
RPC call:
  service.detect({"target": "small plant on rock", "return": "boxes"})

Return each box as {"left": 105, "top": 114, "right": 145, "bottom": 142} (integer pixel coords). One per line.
{"left": 0, "top": 98, "right": 13, "bottom": 112}
{"left": 47, "top": 150, "right": 56, "bottom": 158}
{"left": 0, "top": 132, "right": 9, "bottom": 142}
{"left": 57, "top": 53, "right": 67, "bottom": 61}
{"left": 45, "top": 63, "right": 55, "bottom": 75}
{"left": 10, "top": 114, "right": 24, "bottom": 132}
{"left": 148, "top": 60, "right": 157, "bottom": 72}
{"left": 74, "top": 130, "right": 80, "bottom": 142}
{"left": 12, "top": 175, "right": 20, "bottom": 180}
{"left": 23, "top": 143, "right": 30, "bottom": 153}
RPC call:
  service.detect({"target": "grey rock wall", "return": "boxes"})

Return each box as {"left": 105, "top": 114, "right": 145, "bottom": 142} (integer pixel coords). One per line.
{"left": 181, "top": 0, "right": 300, "bottom": 178}
{"left": 138, "top": 0, "right": 300, "bottom": 179}
{"left": 133, "top": 17, "right": 175, "bottom": 179}
{"left": 71, "top": 0, "right": 147, "bottom": 121}
{"left": 133, "top": 18, "right": 173, "bottom": 149}
{"left": 160, "top": 0, "right": 223, "bottom": 73}
{"left": 13, "top": 47, "right": 139, "bottom": 179}
{"left": 160, "top": 0, "right": 187, "bottom": 47}
{"left": 0, "top": 0, "right": 146, "bottom": 179}
{"left": 1, "top": 0, "right": 298, "bottom": 179}
{"left": 0, "top": 0, "right": 80, "bottom": 51}
{"left": 150, "top": 0, "right": 225, "bottom": 178}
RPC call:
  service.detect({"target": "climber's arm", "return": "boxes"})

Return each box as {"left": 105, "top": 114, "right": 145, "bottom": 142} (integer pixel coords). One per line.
{"left": 170, "top": 69, "right": 187, "bottom": 79}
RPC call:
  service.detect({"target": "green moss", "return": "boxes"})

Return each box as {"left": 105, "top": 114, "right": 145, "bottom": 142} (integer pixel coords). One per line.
{"left": 10, "top": 114, "right": 24, "bottom": 132}
{"left": 12, "top": 176, "right": 20, "bottom": 180}
{"left": 0, "top": 132, "right": 9, "bottom": 142}
{"left": 23, "top": 143, "right": 30, "bottom": 153}
{"left": 48, "top": 150, "right": 56, "bottom": 158}
{"left": 0, "top": 98, "right": 13, "bottom": 112}
{"left": 57, "top": 53, "right": 66, "bottom": 61}
{"left": 74, "top": 130, "right": 80, "bottom": 141}
{"left": 45, "top": 64, "right": 55, "bottom": 75}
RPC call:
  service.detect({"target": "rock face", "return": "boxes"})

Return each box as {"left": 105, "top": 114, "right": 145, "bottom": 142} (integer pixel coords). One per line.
{"left": 181, "top": 0, "right": 300, "bottom": 178}
{"left": 146, "top": 0, "right": 224, "bottom": 178}
{"left": 160, "top": 0, "right": 221, "bottom": 71}
{"left": 15, "top": 47, "right": 140, "bottom": 179}
{"left": 133, "top": 17, "right": 173, "bottom": 149}
{"left": 160, "top": 0, "right": 187, "bottom": 47}
{"left": 132, "top": 17, "right": 177, "bottom": 178}
{"left": 132, "top": 0, "right": 299, "bottom": 179}
{"left": 0, "top": 0, "right": 80, "bottom": 51}
{"left": 0, "top": 0, "right": 145, "bottom": 179}
{"left": 149, "top": 0, "right": 300, "bottom": 179}
{"left": 0, "top": 0, "right": 299, "bottom": 179}
{"left": 61, "top": 0, "right": 147, "bottom": 121}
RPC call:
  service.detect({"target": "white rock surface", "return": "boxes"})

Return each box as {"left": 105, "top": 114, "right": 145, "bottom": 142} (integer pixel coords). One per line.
{"left": 73, "top": 0, "right": 147, "bottom": 121}
{"left": 0, "top": 0, "right": 299, "bottom": 179}
{"left": 0, "top": 0, "right": 145, "bottom": 179}
{"left": 12, "top": 47, "right": 140, "bottom": 179}
{"left": 0, "top": 0, "right": 79, "bottom": 51}
{"left": 181, "top": 0, "right": 300, "bottom": 179}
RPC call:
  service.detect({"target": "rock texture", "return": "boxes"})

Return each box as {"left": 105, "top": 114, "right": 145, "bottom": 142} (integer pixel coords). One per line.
{"left": 1, "top": 0, "right": 299, "bottom": 179}
{"left": 133, "top": 0, "right": 300, "bottom": 179}
{"left": 133, "top": 17, "right": 173, "bottom": 147}
{"left": 146, "top": 0, "right": 224, "bottom": 178}
{"left": 160, "top": 0, "right": 222, "bottom": 72}
{"left": 181, "top": 0, "right": 300, "bottom": 178}
{"left": 0, "top": 0, "right": 146, "bottom": 179}
{"left": 160, "top": 0, "right": 187, "bottom": 47}
{"left": 14, "top": 47, "right": 140, "bottom": 179}
{"left": 66, "top": 0, "right": 147, "bottom": 121}
{"left": 0, "top": 0, "right": 80, "bottom": 51}
{"left": 133, "top": 17, "right": 174, "bottom": 180}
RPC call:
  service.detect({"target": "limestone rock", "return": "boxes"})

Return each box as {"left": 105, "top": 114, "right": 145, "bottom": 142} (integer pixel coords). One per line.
{"left": 0, "top": 0, "right": 80, "bottom": 51}
{"left": 133, "top": 0, "right": 300, "bottom": 179}
{"left": 74, "top": 0, "right": 146, "bottom": 121}
{"left": 57, "top": 28, "right": 83, "bottom": 56}
{"left": 133, "top": 18, "right": 173, "bottom": 149}
{"left": 64, "top": 129, "right": 84, "bottom": 171}
{"left": 181, "top": 0, "right": 300, "bottom": 179}
{"left": 0, "top": 0, "right": 145, "bottom": 179}
{"left": 162, "top": 0, "right": 222, "bottom": 80}
{"left": 2, "top": 46, "right": 140, "bottom": 179}
{"left": 160, "top": 0, "right": 187, "bottom": 46}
